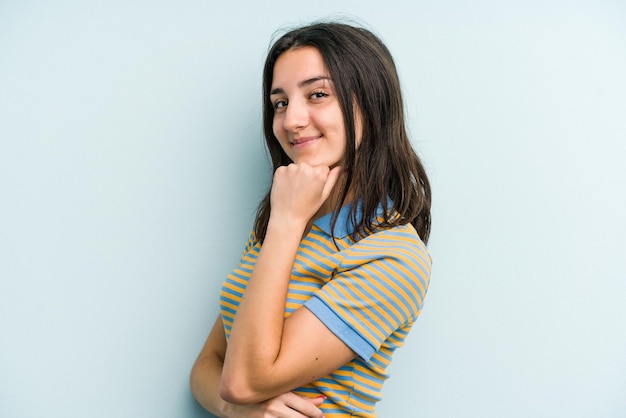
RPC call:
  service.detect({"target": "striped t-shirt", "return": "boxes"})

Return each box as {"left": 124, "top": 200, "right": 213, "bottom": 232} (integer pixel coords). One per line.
{"left": 220, "top": 203, "right": 431, "bottom": 417}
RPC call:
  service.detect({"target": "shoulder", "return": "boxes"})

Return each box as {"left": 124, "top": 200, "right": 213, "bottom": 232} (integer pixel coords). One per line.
{"left": 350, "top": 223, "right": 430, "bottom": 270}
{"left": 244, "top": 230, "right": 259, "bottom": 252}
{"left": 340, "top": 223, "right": 431, "bottom": 299}
{"left": 237, "top": 230, "right": 261, "bottom": 264}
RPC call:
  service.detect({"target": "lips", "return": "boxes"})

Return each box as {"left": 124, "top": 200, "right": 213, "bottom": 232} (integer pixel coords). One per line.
{"left": 291, "top": 135, "right": 322, "bottom": 148}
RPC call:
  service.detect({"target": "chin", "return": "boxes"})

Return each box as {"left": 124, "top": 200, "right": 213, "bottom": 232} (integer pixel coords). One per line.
{"left": 292, "top": 157, "right": 342, "bottom": 167}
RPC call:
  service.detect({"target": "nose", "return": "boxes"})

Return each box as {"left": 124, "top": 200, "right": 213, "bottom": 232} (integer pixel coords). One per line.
{"left": 283, "top": 99, "right": 308, "bottom": 132}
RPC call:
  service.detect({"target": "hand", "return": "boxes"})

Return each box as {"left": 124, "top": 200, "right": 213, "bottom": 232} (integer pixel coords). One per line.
{"left": 224, "top": 392, "right": 326, "bottom": 418}
{"left": 269, "top": 163, "right": 342, "bottom": 228}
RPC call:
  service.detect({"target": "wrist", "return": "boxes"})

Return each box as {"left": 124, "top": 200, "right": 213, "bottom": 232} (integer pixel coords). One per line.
{"left": 267, "top": 214, "right": 308, "bottom": 237}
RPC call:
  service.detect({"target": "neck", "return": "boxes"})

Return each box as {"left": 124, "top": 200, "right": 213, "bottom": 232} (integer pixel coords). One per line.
{"left": 306, "top": 173, "right": 351, "bottom": 233}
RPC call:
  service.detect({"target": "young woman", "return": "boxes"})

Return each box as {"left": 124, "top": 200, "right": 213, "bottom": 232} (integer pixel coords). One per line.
{"left": 190, "top": 22, "right": 432, "bottom": 417}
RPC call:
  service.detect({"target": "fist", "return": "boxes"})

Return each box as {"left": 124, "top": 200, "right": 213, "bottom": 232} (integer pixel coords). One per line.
{"left": 270, "top": 163, "right": 342, "bottom": 227}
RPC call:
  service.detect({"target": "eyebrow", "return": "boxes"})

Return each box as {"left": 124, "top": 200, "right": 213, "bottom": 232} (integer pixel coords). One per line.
{"left": 270, "top": 76, "right": 332, "bottom": 96}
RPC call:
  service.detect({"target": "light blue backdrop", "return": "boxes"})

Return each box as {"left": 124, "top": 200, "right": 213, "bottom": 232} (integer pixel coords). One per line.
{"left": 1, "top": 1, "right": 625, "bottom": 417}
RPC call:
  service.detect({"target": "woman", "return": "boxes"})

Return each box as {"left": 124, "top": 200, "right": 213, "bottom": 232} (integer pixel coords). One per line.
{"left": 190, "top": 22, "right": 432, "bottom": 417}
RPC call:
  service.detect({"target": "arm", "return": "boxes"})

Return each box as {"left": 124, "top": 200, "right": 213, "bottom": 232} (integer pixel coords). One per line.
{"left": 220, "top": 163, "right": 357, "bottom": 404}
{"left": 190, "top": 316, "right": 229, "bottom": 416}
{"left": 190, "top": 316, "right": 327, "bottom": 417}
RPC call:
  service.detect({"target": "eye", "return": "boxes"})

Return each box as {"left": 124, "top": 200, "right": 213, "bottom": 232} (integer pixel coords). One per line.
{"left": 310, "top": 91, "right": 328, "bottom": 100}
{"left": 273, "top": 100, "right": 288, "bottom": 110}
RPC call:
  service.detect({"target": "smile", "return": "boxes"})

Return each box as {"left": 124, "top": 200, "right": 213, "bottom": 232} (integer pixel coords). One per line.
{"left": 291, "top": 135, "right": 322, "bottom": 148}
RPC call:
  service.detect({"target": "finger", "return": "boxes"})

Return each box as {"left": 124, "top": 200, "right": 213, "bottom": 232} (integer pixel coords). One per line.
{"left": 308, "top": 396, "right": 326, "bottom": 407}
{"left": 286, "top": 404, "right": 325, "bottom": 418}
{"left": 282, "top": 393, "right": 325, "bottom": 418}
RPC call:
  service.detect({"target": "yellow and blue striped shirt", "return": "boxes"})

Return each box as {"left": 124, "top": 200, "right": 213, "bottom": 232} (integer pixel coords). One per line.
{"left": 220, "top": 203, "right": 431, "bottom": 417}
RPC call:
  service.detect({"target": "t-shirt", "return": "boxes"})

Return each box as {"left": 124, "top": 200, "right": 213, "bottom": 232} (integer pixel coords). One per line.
{"left": 220, "top": 203, "right": 431, "bottom": 417}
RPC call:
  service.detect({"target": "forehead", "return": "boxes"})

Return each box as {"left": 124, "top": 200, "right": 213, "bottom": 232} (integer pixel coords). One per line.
{"left": 271, "top": 46, "right": 330, "bottom": 87}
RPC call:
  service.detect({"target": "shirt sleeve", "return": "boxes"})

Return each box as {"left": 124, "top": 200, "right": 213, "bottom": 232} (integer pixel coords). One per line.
{"left": 304, "top": 226, "right": 431, "bottom": 361}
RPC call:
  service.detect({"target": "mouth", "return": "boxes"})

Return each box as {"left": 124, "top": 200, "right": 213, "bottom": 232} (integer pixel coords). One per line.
{"left": 291, "top": 135, "right": 322, "bottom": 148}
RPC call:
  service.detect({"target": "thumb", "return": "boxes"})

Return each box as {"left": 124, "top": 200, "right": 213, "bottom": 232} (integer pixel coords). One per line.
{"left": 321, "top": 165, "right": 343, "bottom": 199}
{"left": 308, "top": 395, "right": 327, "bottom": 407}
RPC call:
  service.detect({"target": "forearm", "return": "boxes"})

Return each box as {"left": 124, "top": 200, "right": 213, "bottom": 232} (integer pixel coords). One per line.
{"left": 190, "top": 350, "right": 229, "bottom": 417}
{"left": 221, "top": 218, "right": 304, "bottom": 401}
{"left": 221, "top": 164, "right": 343, "bottom": 403}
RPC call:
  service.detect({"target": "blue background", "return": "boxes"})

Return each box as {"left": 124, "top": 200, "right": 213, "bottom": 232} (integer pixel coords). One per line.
{"left": 1, "top": 1, "right": 625, "bottom": 416}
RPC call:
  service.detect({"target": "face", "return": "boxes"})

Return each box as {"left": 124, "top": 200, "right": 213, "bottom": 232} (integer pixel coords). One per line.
{"left": 270, "top": 46, "right": 358, "bottom": 167}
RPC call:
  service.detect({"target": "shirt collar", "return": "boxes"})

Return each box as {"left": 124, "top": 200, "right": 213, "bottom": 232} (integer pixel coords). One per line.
{"left": 312, "top": 198, "right": 392, "bottom": 238}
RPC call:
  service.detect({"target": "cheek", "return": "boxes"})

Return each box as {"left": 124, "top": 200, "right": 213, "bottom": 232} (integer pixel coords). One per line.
{"left": 272, "top": 116, "right": 284, "bottom": 139}
{"left": 272, "top": 117, "right": 290, "bottom": 155}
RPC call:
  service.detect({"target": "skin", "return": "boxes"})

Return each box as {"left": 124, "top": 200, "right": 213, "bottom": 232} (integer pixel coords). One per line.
{"left": 270, "top": 46, "right": 351, "bottom": 168}
{"left": 190, "top": 46, "right": 359, "bottom": 417}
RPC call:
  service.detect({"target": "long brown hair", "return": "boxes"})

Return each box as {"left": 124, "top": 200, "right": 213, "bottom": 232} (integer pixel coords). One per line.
{"left": 254, "top": 22, "right": 431, "bottom": 244}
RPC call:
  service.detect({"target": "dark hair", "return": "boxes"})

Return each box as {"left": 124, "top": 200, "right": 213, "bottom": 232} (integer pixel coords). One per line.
{"left": 254, "top": 22, "right": 431, "bottom": 244}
